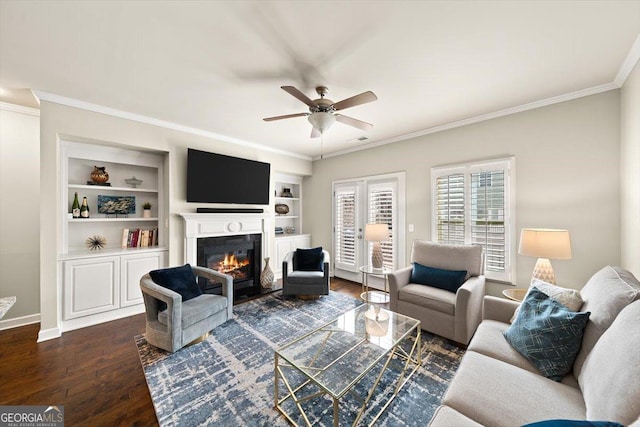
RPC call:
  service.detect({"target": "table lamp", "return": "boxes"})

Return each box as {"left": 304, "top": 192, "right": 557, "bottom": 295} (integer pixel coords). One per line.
{"left": 364, "top": 223, "right": 390, "bottom": 269}
{"left": 519, "top": 228, "right": 572, "bottom": 284}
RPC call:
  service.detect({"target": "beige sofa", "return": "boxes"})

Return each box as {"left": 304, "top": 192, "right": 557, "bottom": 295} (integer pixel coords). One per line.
{"left": 429, "top": 265, "right": 640, "bottom": 427}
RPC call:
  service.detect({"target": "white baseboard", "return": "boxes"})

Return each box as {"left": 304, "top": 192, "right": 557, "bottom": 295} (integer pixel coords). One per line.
{"left": 0, "top": 313, "right": 40, "bottom": 331}
{"left": 37, "top": 326, "right": 62, "bottom": 342}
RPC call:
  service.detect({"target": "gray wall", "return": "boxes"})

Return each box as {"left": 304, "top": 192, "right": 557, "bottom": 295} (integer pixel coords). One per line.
{"left": 0, "top": 106, "right": 40, "bottom": 321}
{"left": 621, "top": 61, "right": 640, "bottom": 278}
{"left": 304, "top": 91, "right": 622, "bottom": 295}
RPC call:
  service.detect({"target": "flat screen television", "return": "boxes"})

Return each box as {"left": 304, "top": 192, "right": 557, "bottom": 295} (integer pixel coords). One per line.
{"left": 187, "top": 148, "right": 271, "bottom": 204}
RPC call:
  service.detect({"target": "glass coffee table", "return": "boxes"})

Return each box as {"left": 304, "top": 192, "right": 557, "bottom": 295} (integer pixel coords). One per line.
{"left": 274, "top": 304, "right": 421, "bottom": 426}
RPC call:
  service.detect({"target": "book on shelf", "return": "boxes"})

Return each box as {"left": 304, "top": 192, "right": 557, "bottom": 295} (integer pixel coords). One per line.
{"left": 122, "top": 228, "right": 158, "bottom": 248}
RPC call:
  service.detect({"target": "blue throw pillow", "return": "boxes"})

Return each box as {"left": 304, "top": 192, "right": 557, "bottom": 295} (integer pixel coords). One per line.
{"left": 523, "top": 420, "right": 623, "bottom": 427}
{"left": 149, "top": 263, "right": 202, "bottom": 311}
{"left": 410, "top": 262, "right": 467, "bottom": 293}
{"left": 504, "top": 287, "right": 590, "bottom": 381}
{"left": 293, "top": 247, "right": 324, "bottom": 272}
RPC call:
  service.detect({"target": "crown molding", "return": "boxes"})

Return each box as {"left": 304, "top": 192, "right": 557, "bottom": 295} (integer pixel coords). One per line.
{"left": 316, "top": 82, "right": 618, "bottom": 160}
{"left": 614, "top": 33, "right": 640, "bottom": 87}
{"left": 31, "top": 90, "right": 312, "bottom": 161}
{"left": 0, "top": 102, "right": 40, "bottom": 117}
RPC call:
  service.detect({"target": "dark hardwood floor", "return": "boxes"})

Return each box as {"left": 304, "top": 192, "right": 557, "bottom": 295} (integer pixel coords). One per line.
{"left": 0, "top": 278, "right": 362, "bottom": 426}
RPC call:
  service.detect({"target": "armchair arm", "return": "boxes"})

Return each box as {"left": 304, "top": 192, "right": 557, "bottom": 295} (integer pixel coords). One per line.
{"left": 140, "top": 274, "right": 182, "bottom": 332}
{"left": 282, "top": 251, "right": 294, "bottom": 283}
{"left": 454, "top": 275, "right": 486, "bottom": 344}
{"left": 388, "top": 266, "right": 412, "bottom": 311}
{"left": 192, "top": 266, "right": 234, "bottom": 320}
{"left": 482, "top": 295, "right": 519, "bottom": 323}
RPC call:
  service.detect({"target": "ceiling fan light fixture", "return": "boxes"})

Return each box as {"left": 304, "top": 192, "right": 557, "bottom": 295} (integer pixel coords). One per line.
{"left": 308, "top": 112, "right": 336, "bottom": 134}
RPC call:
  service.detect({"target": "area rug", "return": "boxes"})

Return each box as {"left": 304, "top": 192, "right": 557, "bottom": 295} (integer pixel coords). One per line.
{"left": 135, "top": 292, "right": 464, "bottom": 426}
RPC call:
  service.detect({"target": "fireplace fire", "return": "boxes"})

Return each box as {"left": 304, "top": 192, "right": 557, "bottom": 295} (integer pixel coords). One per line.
{"left": 197, "top": 233, "right": 262, "bottom": 301}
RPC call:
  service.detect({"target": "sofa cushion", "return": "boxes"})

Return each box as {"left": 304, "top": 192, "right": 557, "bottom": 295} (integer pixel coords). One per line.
{"left": 150, "top": 264, "right": 202, "bottom": 311}
{"left": 293, "top": 247, "right": 324, "bottom": 271}
{"left": 573, "top": 266, "right": 640, "bottom": 378}
{"left": 410, "top": 240, "right": 483, "bottom": 279}
{"left": 398, "top": 283, "right": 456, "bottom": 316}
{"left": 428, "top": 405, "right": 483, "bottom": 427}
{"left": 410, "top": 262, "right": 467, "bottom": 293}
{"left": 442, "top": 351, "right": 586, "bottom": 427}
{"left": 504, "top": 288, "right": 590, "bottom": 381}
{"left": 158, "top": 294, "right": 227, "bottom": 328}
{"left": 511, "top": 279, "right": 583, "bottom": 323}
{"left": 578, "top": 301, "right": 640, "bottom": 426}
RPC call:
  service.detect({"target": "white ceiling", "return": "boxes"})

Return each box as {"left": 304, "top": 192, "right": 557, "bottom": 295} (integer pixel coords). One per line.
{"left": 1, "top": 1, "right": 639, "bottom": 159}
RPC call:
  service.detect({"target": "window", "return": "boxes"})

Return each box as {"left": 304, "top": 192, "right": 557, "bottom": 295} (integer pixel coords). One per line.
{"left": 432, "top": 158, "right": 515, "bottom": 282}
{"left": 368, "top": 181, "right": 396, "bottom": 270}
{"left": 334, "top": 184, "right": 358, "bottom": 270}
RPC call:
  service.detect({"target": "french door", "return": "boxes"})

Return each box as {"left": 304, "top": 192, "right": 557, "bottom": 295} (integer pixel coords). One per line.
{"left": 332, "top": 173, "right": 405, "bottom": 284}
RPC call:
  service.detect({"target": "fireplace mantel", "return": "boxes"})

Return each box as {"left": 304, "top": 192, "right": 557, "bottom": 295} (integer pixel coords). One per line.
{"left": 180, "top": 213, "right": 274, "bottom": 265}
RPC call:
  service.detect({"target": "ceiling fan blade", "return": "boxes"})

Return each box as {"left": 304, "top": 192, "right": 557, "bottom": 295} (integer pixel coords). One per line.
{"left": 332, "top": 91, "right": 377, "bottom": 111}
{"left": 310, "top": 127, "right": 320, "bottom": 138}
{"left": 263, "top": 112, "right": 308, "bottom": 122}
{"left": 281, "top": 86, "right": 315, "bottom": 107}
{"left": 335, "top": 114, "right": 373, "bottom": 131}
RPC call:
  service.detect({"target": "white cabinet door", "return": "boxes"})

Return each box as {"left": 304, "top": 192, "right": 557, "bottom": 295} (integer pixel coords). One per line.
{"left": 64, "top": 256, "right": 120, "bottom": 320}
{"left": 120, "top": 251, "right": 166, "bottom": 307}
{"left": 293, "top": 235, "right": 311, "bottom": 250}
{"left": 275, "top": 238, "right": 293, "bottom": 277}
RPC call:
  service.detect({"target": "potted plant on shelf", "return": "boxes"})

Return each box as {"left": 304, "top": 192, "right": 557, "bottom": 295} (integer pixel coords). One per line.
{"left": 143, "top": 202, "right": 152, "bottom": 218}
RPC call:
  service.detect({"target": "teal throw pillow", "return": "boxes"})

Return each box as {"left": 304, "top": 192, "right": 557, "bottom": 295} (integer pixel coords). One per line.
{"left": 410, "top": 262, "right": 467, "bottom": 293}
{"left": 523, "top": 420, "right": 623, "bottom": 427}
{"left": 504, "top": 287, "right": 590, "bottom": 381}
{"left": 293, "top": 247, "right": 324, "bottom": 271}
{"left": 149, "top": 263, "right": 202, "bottom": 311}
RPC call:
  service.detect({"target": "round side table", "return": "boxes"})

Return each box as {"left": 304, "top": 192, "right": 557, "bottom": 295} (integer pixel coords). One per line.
{"left": 502, "top": 288, "right": 527, "bottom": 302}
{"left": 359, "top": 265, "right": 392, "bottom": 304}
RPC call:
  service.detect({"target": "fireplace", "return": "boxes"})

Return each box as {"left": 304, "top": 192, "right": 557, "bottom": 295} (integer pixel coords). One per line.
{"left": 197, "top": 233, "right": 261, "bottom": 300}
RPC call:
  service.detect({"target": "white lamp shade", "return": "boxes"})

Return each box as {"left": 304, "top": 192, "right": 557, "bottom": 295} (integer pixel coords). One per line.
{"left": 308, "top": 112, "right": 336, "bottom": 133}
{"left": 519, "top": 228, "right": 572, "bottom": 260}
{"left": 364, "top": 223, "right": 390, "bottom": 242}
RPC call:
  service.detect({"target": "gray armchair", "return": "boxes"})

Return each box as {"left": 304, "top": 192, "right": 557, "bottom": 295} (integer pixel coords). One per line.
{"left": 389, "top": 240, "right": 485, "bottom": 345}
{"left": 282, "top": 249, "right": 330, "bottom": 297}
{"left": 140, "top": 265, "right": 233, "bottom": 352}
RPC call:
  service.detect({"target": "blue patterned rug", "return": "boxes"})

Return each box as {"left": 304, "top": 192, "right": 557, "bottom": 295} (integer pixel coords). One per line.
{"left": 135, "top": 292, "right": 464, "bottom": 426}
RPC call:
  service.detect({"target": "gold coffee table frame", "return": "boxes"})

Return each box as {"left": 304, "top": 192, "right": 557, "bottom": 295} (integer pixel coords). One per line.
{"left": 274, "top": 304, "right": 421, "bottom": 426}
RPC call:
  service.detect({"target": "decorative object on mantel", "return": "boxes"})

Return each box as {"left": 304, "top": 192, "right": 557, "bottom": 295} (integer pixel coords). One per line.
{"left": 86, "top": 235, "right": 107, "bottom": 250}
{"left": 260, "top": 257, "right": 274, "bottom": 289}
{"left": 143, "top": 202, "right": 152, "bottom": 218}
{"left": 88, "top": 165, "right": 110, "bottom": 186}
{"left": 125, "top": 176, "right": 143, "bottom": 188}
{"left": 280, "top": 188, "right": 293, "bottom": 198}
{"left": 274, "top": 203, "right": 289, "bottom": 215}
{"left": 98, "top": 195, "right": 136, "bottom": 217}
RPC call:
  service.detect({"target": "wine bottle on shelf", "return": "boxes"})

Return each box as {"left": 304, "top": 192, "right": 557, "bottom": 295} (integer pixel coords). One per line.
{"left": 71, "top": 192, "right": 80, "bottom": 218}
{"left": 80, "top": 196, "right": 90, "bottom": 218}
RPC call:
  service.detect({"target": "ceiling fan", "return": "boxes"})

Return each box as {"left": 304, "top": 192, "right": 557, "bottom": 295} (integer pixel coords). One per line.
{"left": 263, "top": 86, "right": 377, "bottom": 138}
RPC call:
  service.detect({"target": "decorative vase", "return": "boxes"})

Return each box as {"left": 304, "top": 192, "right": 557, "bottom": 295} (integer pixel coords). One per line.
{"left": 275, "top": 203, "right": 289, "bottom": 215}
{"left": 260, "top": 257, "right": 274, "bottom": 289}
{"left": 143, "top": 209, "right": 151, "bottom": 218}
{"left": 280, "top": 188, "right": 293, "bottom": 198}
{"left": 90, "top": 166, "right": 109, "bottom": 184}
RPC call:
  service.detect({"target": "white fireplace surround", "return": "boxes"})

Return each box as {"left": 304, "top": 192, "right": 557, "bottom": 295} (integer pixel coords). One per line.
{"left": 180, "top": 213, "right": 274, "bottom": 267}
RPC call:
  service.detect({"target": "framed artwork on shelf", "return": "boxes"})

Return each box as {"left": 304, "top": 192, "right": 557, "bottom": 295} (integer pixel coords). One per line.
{"left": 97, "top": 195, "right": 136, "bottom": 216}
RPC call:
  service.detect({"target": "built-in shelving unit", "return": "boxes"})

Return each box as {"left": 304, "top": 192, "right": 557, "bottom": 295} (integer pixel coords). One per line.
{"left": 59, "top": 140, "right": 168, "bottom": 332}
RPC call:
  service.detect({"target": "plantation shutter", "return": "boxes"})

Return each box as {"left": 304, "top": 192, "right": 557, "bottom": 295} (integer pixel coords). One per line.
{"left": 471, "top": 171, "right": 506, "bottom": 273}
{"left": 432, "top": 158, "right": 513, "bottom": 282}
{"left": 435, "top": 174, "right": 465, "bottom": 245}
{"left": 368, "top": 181, "right": 396, "bottom": 269}
{"left": 334, "top": 184, "right": 358, "bottom": 271}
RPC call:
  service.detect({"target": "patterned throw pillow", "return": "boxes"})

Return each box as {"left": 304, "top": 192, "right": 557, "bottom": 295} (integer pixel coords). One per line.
{"left": 504, "top": 287, "right": 590, "bottom": 381}
{"left": 510, "top": 279, "right": 583, "bottom": 323}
